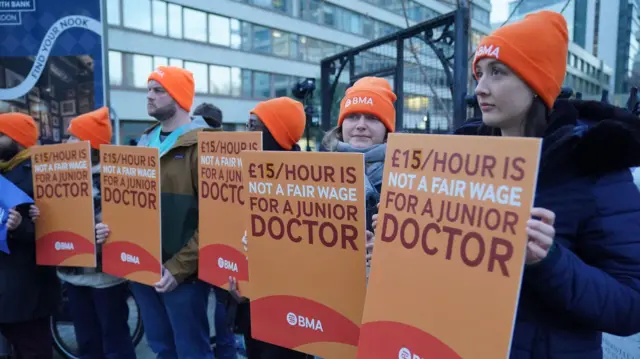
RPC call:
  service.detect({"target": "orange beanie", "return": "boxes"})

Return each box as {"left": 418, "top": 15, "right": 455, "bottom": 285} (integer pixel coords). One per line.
{"left": 338, "top": 77, "right": 397, "bottom": 132}
{"left": 473, "top": 10, "right": 568, "bottom": 108}
{"left": 0, "top": 113, "right": 38, "bottom": 148}
{"left": 250, "top": 97, "right": 305, "bottom": 150}
{"left": 68, "top": 107, "right": 112, "bottom": 150}
{"left": 148, "top": 66, "right": 195, "bottom": 112}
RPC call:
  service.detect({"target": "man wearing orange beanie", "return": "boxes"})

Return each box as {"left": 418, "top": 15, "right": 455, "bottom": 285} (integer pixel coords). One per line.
{"left": 0, "top": 113, "right": 59, "bottom": 358}
{"left": 95, "top": 66, "right": 217, "bottom": 357}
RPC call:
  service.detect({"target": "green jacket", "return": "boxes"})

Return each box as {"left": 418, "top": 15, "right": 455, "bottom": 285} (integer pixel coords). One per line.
{"left": 138, "top": 118, "right": 220, "bottom": 283}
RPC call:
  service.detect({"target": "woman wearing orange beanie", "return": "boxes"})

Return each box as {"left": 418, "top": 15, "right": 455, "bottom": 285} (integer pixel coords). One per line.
{"left": 30, "top": 107, "right": 136, "bottom": 358}
{"left": 0, "top": 113, "right": 59, "bottom": 358}
{"left": 226, "top": 97, "right": 312, "bottom": 359}
{"left": 452, "top": 10, "right": 640, "bottom": 358}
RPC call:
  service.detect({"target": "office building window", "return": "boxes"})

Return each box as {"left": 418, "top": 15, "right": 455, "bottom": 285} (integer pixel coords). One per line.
{"left": 109, "top": 51, "right": 123, "bottom": 86}
{"left": 184, "top": 62, "right": 209, "bottom": 93}
{"left": 253, "top": 71, "right": 271, "bottom": 98}
{"left": 169, "top": 58, "right": 183, "bottom": 68}
{"left": 184, "top": 8, "right": 207, "bottom": 42}
{"left": 273, "top": 74, "right": 291, "bottom": 97}
{"left": 106, "top": 0, "right": 121, "bottom": 25}
{"left": 253, "top": 25, "right": 273, "bottom": 53}
{"left": 242, "top": 70, "right": 253, "bottom": 98}
{"left": 168, "top": 3, "right": 183, "bottom": 38}
{"left": 231, "top": 67, "right": 242, "bottom": 97}
{"left": 230, "top": 19, "right": 242, "bottom": 49}
{"left": 123, "top": 0, "right": 151, "bottom": 31}
{"left": 209, "top": 65, "right": 231, "bottom": 95}
{"left": 131, "top": 54, "right": 153, "bottom": 88}
{"left": 153, "top": 56, "right": 168, "bottom": 68}
{"left": 209, "top": 14, "right": 231, "bottom": 46}
{"left": 272, "top": 31, "right": 290, "bottom": 57}
{"left": 152, "top": 0, "right": 167, "bottom": 36}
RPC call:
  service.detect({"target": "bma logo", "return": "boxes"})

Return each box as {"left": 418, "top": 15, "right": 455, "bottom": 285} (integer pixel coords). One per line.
{"left": 54, "top": 241, "right": 75, "bottom": 251}
{"left": 217, "top": 257, "right": 238, "bottom": 272}
{"left": 154, "top": 69, "right": 165, "bottom": 77}
{"left": 344, "top": 97, "right": 373, "bottom": 108}
{"left": 120, "top": 252, "right": 140, "bottom": 264}
{"left": 399, "top": 347, "right": 423, "bottom": 359}
{"left": 286, "top": 312, "right": 324, "bottom": 332}
{"left": 475, "top": 44, "right": 500, "bottom": 59}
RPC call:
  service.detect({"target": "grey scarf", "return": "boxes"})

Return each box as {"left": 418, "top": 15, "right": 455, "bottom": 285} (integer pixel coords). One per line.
{"left": 335, "top": 142, "right": 386, "bottom": 205}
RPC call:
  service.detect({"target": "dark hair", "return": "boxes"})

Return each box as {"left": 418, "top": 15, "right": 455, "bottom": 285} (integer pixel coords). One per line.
{"left": 193, "top": 102, "right": 223, "bottom": 128}
{"left": 91, "top": 148, "right": 100, "bottom": 165}
{"left": 479, "top": 97, "right": 549, "bottom": 137}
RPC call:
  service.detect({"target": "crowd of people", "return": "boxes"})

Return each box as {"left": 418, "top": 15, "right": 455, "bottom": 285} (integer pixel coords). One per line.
{"left": 0, "top": 9, "right": 639, "bottom": 359}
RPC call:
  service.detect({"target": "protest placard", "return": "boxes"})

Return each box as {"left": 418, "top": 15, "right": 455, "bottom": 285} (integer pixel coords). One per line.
{"left": 100, "top": 145, "right": 162, "bottom": 285}
{"left": 198, "top": 131, "right": 261, "bottom": 296}
{"left": 0, "top": 175, "right": 33, "bottom": 254}
{"left": 241, "top": 151, "right": 367, "bottom": 359}
{"left": 357, "top": 133, "right": 542, "bottom": 359}
{"left": 31, "top": 142, "right": 95, "bottom": 267}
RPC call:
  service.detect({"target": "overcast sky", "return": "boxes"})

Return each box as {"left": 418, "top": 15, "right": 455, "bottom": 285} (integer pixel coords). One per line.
{"left": 491, "top": 0, "right": 510, "bottom": 23}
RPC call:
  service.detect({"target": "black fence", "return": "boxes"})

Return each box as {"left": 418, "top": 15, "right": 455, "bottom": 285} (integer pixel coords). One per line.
{"left": 320, "top": 3, "right": 471, "bottom": 134}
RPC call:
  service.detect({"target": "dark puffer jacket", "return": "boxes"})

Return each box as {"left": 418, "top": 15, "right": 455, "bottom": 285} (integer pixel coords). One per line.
{"left": 455, "top": 100, "right": 640, "bottom": 359}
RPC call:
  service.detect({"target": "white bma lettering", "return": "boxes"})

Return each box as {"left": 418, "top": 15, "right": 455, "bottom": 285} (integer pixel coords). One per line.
{"left": 475, "top": 44, "right": 500, "bottom": 59}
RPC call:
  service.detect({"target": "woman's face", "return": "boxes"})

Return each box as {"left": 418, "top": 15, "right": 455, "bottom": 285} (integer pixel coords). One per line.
{"left": 246, "top": 114, "right": 266, "bottom": 132}
{"left": 474, "top": 58, "right": 534, "bottom": 136}
{"left": 341, "top": 113, "right": 387, "bottom": 148}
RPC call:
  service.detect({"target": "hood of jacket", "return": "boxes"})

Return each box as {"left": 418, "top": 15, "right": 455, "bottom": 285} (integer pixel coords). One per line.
{"left": 455, "top": 100, "right": 640, "bottom": 176}
{"left": 138, "top": 116, "right": 221, "bottom": 151}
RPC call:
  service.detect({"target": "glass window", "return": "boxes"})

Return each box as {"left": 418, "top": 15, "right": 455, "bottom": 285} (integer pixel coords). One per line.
{"left": 323, "top": 5, "right": 336, "bottom": 27}
{"left": 230, "top": 19, "right": 242, "bottom": 49}
{"left": 169, "top": 58, "right": 183, "bottom": 68}
{"left": 273, "top": 75, "right": 291, "bottom": 97}
{"left": 242, "top": 69, "right": 252, "bottom": 98}
{"left": 168, "top": 3, "right": 183, "bottom": 38}
{"left": 153, "top": 56, "right": 168, "bottom": 68}
{"left": 252, "top": 25, "right": 272, "bottom": 53}
{"left": 231, "top": 67, "right": 242, "bottom": 97}
{"left": 184, "top": 62, "right": 208, "bottom": 93}
{"left": 209, "top": 65, "right": 231, "bottom": 95}
{"left": 253, "top": 72, "right": 271, "bottom": 98}
{"left": 122, "top": 0, "right": 151, "bottom": 31}
{"left": 306, "top": 38, "right": 323, "bottom": 62}
{"left": 106, "top": 0, "right": 121, "bottom": 25}
{"left": 241, "top": 22, "right": 252, "bottom": 52}
{"left": 108, "top": 51, "right": 122, "bottom": 86}
{"left": 152, "top": 0, "right": 167, "bottom": 36}
{"left": 184, "top": 8, "right": 207, "bottom": 42}
{"left": 209, "top": 14, "right": 230, "bottom": 46}
{"left": 272, "top": 31, "right": 290, "bottom": 57}
{"left": 132, "top": 54, "right": 153, "bottom": 88}
{"left": 289, "top": 34, "right": 300, "bottom": 60}
{"left": 300, "top": 0, "right": 321, "bottom": 23}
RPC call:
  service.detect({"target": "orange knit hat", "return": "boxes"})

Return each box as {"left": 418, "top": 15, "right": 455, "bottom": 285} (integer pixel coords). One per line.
{"left": 0, "top": 113, "right": 38, "bottom": 148}
{"left": 338, "top": 77, "right": 397, "bottom": 132}
{"left": 250, "top": 97, "right": 305, "bottom": 151}
{"left": 473, "top": 10, "right": 569, "bottom": 108}
{"left": 148, "top": 66, "right": 195, "bottom": 112}
{"left": 68, "top": 107, "right": 112, "bottom": 150}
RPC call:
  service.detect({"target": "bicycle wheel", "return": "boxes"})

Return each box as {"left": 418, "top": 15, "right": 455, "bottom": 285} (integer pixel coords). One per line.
{"left": 51, "top": 285, "right": 144, "bottom": 359}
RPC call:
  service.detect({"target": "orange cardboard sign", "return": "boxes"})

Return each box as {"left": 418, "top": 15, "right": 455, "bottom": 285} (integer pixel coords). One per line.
{"left": 198, "top": 131, "right": 262, "bottom": 296}
{"left": 357, "top": 134, "right": 542, "bottom": 359}
{"left": 31, "top": 141, "right": 96, "bottom": 267}
{"left": 100, "top": 145, "right": 162, "bottom": 285}
{"left": 241, "top": 151, "right": 367, "bottom": 359}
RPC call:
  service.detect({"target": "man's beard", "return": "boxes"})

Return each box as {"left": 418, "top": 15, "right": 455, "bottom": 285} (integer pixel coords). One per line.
{"left": 150, "top": 103, "right": 177, "bottom": 122}
{"left": 0, "top": 142, "right": 20, "bottom": 162}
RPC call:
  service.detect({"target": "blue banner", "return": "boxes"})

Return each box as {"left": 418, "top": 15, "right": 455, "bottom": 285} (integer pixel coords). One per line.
{"left": 0, "top": 0, "right": 106, "bottom": 145}
{"left": 0, "top": 175, "right": 34, "bottom": 254}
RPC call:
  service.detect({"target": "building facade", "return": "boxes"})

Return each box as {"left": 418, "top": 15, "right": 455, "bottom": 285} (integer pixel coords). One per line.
{"left": 105, "top": 0, "right": 492, "bottom": 146}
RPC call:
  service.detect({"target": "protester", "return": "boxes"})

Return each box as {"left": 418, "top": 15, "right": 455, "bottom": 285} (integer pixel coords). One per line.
{"left": 193, "top": 101, "right": 238, "bottom": 359}
{"left": 193, "top": 102, "right": 223, "bottom": 129}
{"left": 228, "top": 97, "right": 311, "bottom": 359}
{"left": 0, "top": 113, "right": 59, "bottom": 358}
{"left": 449, "top": 10, "right": 640, "bottom": 358}
{"left": 30, "top": 107, "right": 136, "bottom": 358}
{"left": 96, "top": 66, "right": 215, "bottom": 358}
{"left": 321, "top": 76, "right": 394, "bottom": 272}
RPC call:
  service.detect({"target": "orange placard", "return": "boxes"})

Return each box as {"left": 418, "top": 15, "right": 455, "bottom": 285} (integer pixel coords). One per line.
{"left": 198, "top": 131, "right": 262, "bottom": 296}
{"left": 241, "top": 151, "right": 367, "bottom": 359}
{"left": 31, "top": 141, "right": 96, "bottom": 267}
{"left": 100, "top": 145, "right": 162, "bottom": 285}
{"left": 357, "top": 134, "right": 542, "bottom": 359}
